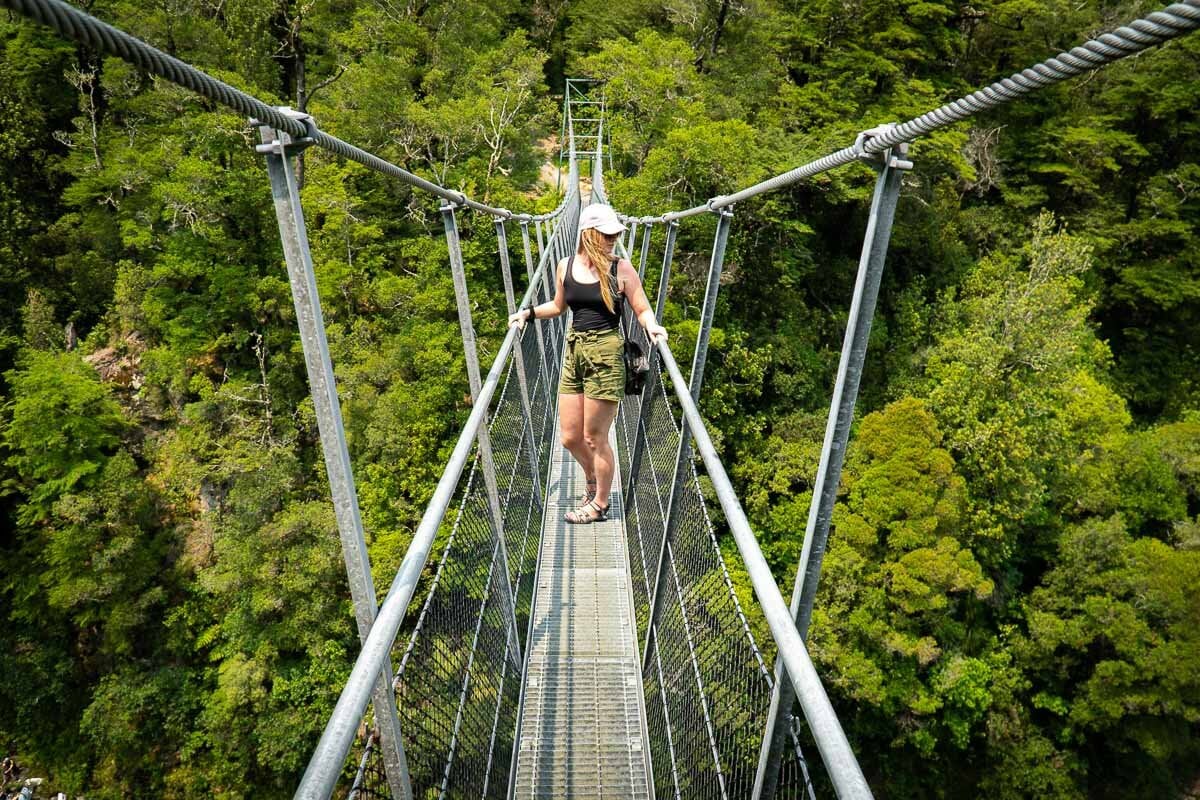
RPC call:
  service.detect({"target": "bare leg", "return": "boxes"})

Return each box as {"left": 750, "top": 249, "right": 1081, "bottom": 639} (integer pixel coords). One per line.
{"left": 583, "top": 397, "right": 620, "bottom": 509}
{"left": 559, "top": 392, "right": 593, "bottom": 482}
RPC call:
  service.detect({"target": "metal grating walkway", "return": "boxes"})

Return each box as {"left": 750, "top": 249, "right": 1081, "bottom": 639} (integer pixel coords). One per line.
{"left": 511, "top": 425, "right": 654, "bottom": 800}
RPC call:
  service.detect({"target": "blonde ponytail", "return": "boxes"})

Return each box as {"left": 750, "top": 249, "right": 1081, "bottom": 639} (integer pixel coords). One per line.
{"left": 578, "top": 228, "right": 617, "bottom": 312}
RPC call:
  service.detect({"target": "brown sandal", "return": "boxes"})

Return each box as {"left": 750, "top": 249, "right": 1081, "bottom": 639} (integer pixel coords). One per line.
{"left": 564, "top": 500, "right": 608, "bottom": 524}
{"left": 579, "top": 477, "right": 598, "bottom": 504}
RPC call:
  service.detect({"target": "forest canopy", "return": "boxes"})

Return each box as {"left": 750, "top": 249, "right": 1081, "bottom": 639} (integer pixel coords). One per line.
{"left": 1, "top": 0, "right": 1198, "bottom": 797}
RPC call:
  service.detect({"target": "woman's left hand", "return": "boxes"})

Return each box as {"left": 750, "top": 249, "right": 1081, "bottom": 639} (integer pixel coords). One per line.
{"left": 646, "top": 322, "right": 667, "bottom": 342}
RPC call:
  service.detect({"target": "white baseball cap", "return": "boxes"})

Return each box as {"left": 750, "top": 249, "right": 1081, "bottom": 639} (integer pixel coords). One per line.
{"left": 578, "top": 203, "right": 627, "bottom": 235}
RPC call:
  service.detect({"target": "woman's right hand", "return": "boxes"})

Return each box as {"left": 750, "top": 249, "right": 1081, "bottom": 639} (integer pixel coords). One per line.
{"left": 508, "top": 308, "right": 531, "bottom": 329}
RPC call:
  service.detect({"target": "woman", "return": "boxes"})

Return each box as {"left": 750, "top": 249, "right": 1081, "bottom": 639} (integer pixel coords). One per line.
{"left": 508, "top": 203, "right": 668, "bottom": 523}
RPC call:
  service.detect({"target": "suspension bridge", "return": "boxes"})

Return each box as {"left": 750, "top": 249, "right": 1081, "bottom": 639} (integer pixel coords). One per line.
{"left": 4, "top": 0, "right": 1199, "bottom": 797}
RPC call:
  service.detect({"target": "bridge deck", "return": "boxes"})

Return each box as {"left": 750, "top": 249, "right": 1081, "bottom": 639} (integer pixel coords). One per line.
{"left": 511, "top": 426, "right": 653, "bottom": 799}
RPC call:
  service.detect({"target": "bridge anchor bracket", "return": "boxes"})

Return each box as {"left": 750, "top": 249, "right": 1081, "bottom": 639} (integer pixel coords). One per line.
{"left": 853, "top": 123, "right": 914, "bottom": 171}
{"left": 252, "top": 106, "right": 319, "bottom": 156}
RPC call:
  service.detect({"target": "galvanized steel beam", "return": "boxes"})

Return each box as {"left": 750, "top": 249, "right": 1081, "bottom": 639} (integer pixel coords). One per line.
{"left": 519, "top": 221, "right": 553, "bottom": 405}
{"left": 441, "top": 203, "right": 524, "bottom": 668}
{"left": 627, "top": 219, "right": 677, "bottom": 496}
{"left": 496, "top": 218, "right": 545, "bottom": 509}
{"left": 637, "top": 221, "right": 653, "bottom": 280}
{"left": 258, "top": 123, "right": 412, "bottom": 800}
{"left": 753, "top": 145, "right": 907, "bottom": 800}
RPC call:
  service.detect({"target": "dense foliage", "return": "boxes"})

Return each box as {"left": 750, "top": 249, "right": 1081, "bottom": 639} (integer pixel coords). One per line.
{"left": 1, "top": 0, "right": 1197, "bottom": 797}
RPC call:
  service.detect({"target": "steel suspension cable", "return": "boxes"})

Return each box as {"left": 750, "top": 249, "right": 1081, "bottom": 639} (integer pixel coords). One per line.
{"left": 0, "top": 0, "right": 562, "bottom": 221}
{"left": 631, "top": 0, "right": 1200, "bottom": 222}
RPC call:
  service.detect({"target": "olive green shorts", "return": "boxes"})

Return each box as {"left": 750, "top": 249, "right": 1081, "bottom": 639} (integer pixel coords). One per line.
{"left": 559, "top": 327, "right": 625, "bottom": 403}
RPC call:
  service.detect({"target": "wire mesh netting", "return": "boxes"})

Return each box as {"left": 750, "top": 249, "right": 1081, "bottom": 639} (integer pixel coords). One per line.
{"left": 615, "top": 303, "right": 816, "bottom": 800}
{"left": 335, "top": 215, "right": 571, "bottom": 800}
{"left": 345, "top": 731, "right": 390, "bottom": 800}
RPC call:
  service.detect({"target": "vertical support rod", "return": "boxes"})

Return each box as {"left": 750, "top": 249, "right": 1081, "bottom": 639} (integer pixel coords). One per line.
{"left": 655, "top": 220, "right": 678, "bottom": 322}
{"left": 550, "top": 226, "right": 565, "bottom": 344}
{"left": 641, "top": 208, "right": 734, "bottom": 669}
{"left": 496, "top": 219, "right": 545, "bottom": 508}
{"left": 557, "top": 94, "right": 567, "bottom": 197}
{"left": 441, "top": 203, "right": 524, "bottom": 666}
{"left": 536, "top": 218, "right": 562, "bottom": 350}
{"left": 519, "top": 221, "right": 553, "bottom": 402}
{"left": 753, "top": 147, "right": 906, "bottom": 800}
{"left": 689, "top": 208, "right": 734, "bottom": 394}
{"left": 566, "top": 192, "right": 583, "bottom": 340}
{"left": 625, "top": 219, "right": 640, "bottom": 260}
{"left": 627, "top": 219, "right": 677, "bottom": 495}
{"left": 258, "top": 125, "right": 412, "bottom": 800}
{"left": 535, "top": 219, "right": 546, "bottom": 268}
{"left": 637, "top": 221, "right": 653, "bottom": 280}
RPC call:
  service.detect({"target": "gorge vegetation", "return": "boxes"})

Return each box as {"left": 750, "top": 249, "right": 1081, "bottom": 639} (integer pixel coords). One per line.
{"left": 1, "top": 0, "right": 1198, "bottom": 797}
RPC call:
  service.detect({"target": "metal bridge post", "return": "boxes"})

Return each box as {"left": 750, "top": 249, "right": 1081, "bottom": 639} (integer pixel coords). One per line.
{"left": 753, "top": 140, "right": 909, "bottom": 800}
{"left": 637, "top": 220, "right": 653, "bottom": 280}
{"left": 533, "top": 218, "right": 560, "bottom": 354}
{"left": 557, "top": 95, "right": 567, "bottom": 197}
{"left": 641, "top": 208, "right": 733, "bottom": 668}
{"left": 496, "top": 218, "right": 545, "bottom": 508}
{"left": 519, "top": 221, "right": 553, "bottom": 403}
{"left": 689, "top": 207, "right": 734, "bottom": 394}
{"left": 655, "top": 220, "right": 678, "bottom": 321}
{"left": 565, "top": 192, "right": 583, "bottom": 340}
{"left": 550, "top": 226, "right": 565, "bottom": 342}
{"left": 536, "top": 219, "right": 555, "bottom": 304}
{"left": 257, "top": 122, "right": 412, "bottom": 800}
{"left": 625, "top": 219, "right": 639, "bottom": 260}
{"left": 441, "top": 202, "right": 524, "bottom": 667}
{"left": 626, "top": 219, "right": 677, "bottom": 495}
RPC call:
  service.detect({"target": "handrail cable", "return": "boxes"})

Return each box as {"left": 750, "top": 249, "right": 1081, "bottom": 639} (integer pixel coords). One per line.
{"left": 0, "top": 0, "right": 562, "bottom": 222}
{"left": 9, "top": 0, "right": 1193, "bottom": 225}
{"left": 614, "top": 0, "right": 1200, "bottom": 224}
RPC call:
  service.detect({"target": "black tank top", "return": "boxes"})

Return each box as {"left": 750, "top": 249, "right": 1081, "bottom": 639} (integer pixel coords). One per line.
{"left": 564, "top": 257, "right": 620, "bottom": 331}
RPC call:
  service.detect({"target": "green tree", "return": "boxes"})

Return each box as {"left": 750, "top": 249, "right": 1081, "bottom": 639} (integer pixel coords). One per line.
{"left": 811, "top": 398, "right": 994, "bottom": 792}
{"left": 1018, "top": 515, "right": 1200, "bottom": 796}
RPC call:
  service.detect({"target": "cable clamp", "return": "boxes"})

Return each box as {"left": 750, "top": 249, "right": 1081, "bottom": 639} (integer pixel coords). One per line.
{"left": 440, "top": 192, "right": 468, "bottom": 212}
{"left": 707, "top": 197, "right": 734, "bottom": 217}
{"left": 253, "top": 107, "right": 319, "bottom": 155}
{"left": 853, "top": 124, "right": 913, "bottom": 170}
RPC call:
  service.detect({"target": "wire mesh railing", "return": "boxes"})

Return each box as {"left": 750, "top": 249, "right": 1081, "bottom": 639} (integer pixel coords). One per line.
{"left": 346, "top": 731, "right": 391, "bottom": 800}
{"left": 596, "top": 162, "right": 814, "bottom": 798}
{"left": 597, "top": 198, "right": 817, "bottom": 798}
{"left": 594, "top": 145, "right": 851, "bottom": 800}
{"left": 332, "top": 193, "right": 575, "bottom": 799}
